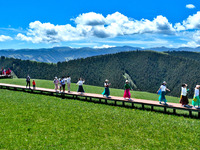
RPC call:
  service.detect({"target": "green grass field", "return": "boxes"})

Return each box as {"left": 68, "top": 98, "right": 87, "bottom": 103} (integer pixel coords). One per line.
{"left": 0, "top": 79, "right": 199, "bottom": 149}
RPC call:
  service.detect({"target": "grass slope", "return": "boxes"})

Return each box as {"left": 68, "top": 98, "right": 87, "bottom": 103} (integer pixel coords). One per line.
{"left": 0, "top": 79, "right": 199, "bottom": 149}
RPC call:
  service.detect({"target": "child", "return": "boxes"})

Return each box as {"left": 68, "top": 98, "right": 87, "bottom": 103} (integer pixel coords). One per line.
{"left": 32, "top": 80, "right": 36, "bottom": 90}
{"left": 61, "top": 77, "right": 66, "bottom": 93}
{"left": 157, "top": 81, "right": 170, "bottom": 105}
{"left": 53, "top": 77, "right": 59, "bottom": 92}
{"left": 102, "top": 79, "right": 111, "bottom": 98}
{"left": 192, "top": 85, "right": 200, "bottom": 108}
{"left": 77, "top": 78, "right": 85, "bottom": 94}
{"left": 179, "top": 83, "right": 189, "bottom": 107}
{"left": 123, "top": 80, "right": 133, "bottom": 100}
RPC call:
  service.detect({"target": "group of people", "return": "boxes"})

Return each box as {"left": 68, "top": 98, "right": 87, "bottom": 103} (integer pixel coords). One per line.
{"left": 26, "top": 74, "right": 200, "bottom": 108}
{"left": 1, "top": 68, "right": 11, "bottom": 76}
{"left": 157, "top": 81, "right": 200, "bottom": 108}
{"left": 53, "top": 76, "right": 72, "bottom": 93}
{"left": 26, "top": 75, "right": 36, "bottom": 89}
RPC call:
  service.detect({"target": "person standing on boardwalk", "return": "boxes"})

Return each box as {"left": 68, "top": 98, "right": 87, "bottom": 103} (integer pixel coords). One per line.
{"left": 157, "top": 81, "right": 170, "bottom": 105}
{"left": 102, "top": 79, "right": 111, "bottom": 98}
{"left": 123, "top": 80, "right": 133, "bottom": 100}
{"left": 192, "top": 85, "right": 200, "bottom": 108}
{"left": 66, "top": 76, "right": 71, "bottom": 92}
{"left": 77, "top": 78, "right": 85, "bottom": 94}
{"left": 61, "top": 77, "right": 66, "bottom": 93}
{"left": 179, "top": 83, "right": 189, "bottom": 107}
{"left": 53, "top": 77, "right": 59, "bottom": 92}
{"left": 32, "top": 80, "right": 36, "bottom": 90}
{"left": 26, "top": 75, "right": 31, "bottom": 89}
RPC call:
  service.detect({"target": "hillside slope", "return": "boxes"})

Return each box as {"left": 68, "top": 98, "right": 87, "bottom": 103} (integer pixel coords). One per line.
{"left": 1, "top": 51, "right": 200, "bottom": 97}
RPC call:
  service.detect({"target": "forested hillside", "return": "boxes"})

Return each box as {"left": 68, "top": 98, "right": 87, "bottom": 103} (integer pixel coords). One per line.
{"left": 1, "top": 50, "right": 200, "bottom": 97}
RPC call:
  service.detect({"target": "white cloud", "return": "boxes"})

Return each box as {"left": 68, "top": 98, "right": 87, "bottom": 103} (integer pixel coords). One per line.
{"left": 175, "top": 11, "right": 200, "bottom": 31}
{"left": 16, "top": 12, "right": 176, "bottom": 43}
{"left": 186, "top": 4, "right": 195, "bottom": 9}
{"left": 93, "top": 45, "right": 116, "bottom": 49}
{"left": 0, "top": 35, "right": 13, "bottom": 42}
{"left": 74, "top": 12, "right": 106, "bottom": 26}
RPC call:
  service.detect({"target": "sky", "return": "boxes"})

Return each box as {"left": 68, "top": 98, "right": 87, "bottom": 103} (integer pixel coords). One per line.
{"left": 0, "top": 0, "right": 200, "bottom": 49}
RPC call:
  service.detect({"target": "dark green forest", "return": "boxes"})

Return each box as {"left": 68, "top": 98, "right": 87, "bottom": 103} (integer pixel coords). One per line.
{"left": 1, "top": 50, "right": 200, "bottom": 97}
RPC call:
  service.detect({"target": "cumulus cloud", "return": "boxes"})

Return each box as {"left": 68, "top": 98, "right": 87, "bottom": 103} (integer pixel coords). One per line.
{"left": 0, "top": 35, "right": 13, "bottom": 42}
{"left": 175, "top": 11, "right": 200, "bottom": 31}
{"left": 186, "top": 4, "right": 195, "bottom": 9}
{"left": 17, "top": 12, "right": 176, "bottom": 43}
{"left": 74, "top": 12, "right": 106, "bottom": 26}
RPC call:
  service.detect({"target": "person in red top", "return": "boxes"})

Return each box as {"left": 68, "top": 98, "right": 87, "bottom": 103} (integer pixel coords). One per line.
{"left": 32, "top": 80, "right": 36, "bottom": 90}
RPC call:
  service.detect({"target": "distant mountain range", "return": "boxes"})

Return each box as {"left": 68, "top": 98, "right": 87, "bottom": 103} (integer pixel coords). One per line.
{"left": 0, "top": 46, "right": 200, "bottom": 63}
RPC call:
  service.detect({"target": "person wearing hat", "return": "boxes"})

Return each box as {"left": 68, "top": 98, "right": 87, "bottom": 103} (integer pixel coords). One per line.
{"left": 192, "top": 85, "right": 200, "bottom": 108}
{"left": 157, "top": 81, "right": 170, "bottom": 105}
{"left": 123, "top": 80, "right": 133, "bottom": 100}
{"left": 102, "top": 79, "right": 111, "bottom": 98}
{"left": 53, "top": 77, "right": 59, "bottom": 92}
{"left": 77, "top": 78, "right": 85, "bottom": 94}
{"left": 179, "top": 83, "right": 189, "bottom": 107}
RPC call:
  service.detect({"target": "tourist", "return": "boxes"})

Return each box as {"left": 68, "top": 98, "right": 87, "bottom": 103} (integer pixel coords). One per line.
{"left": 179, "top": 83, "right": 189, "bottom": 107}
{"left": 61, "top": 77, "right": 66, "bottom": 93}
{"left": 66, "top": 76, "right": 71, "bottom": 92}
{"left": 102, "top": 79, "right": 111, "bottom": 98}
{"left": 26, "top": 75, "right": 31, "bottom": 89}
{"left": 123, "top": 80, "right": 133, "bottom": 100}
{"left": 32, "top": 80, "right": 36, "bottom": 90}
{"left": 77, "top": 78, "right": 85, "bottom": 94}
{"left": 53, "top": 77, "right": 59, "bottom": 92}
{"left": 157, "top": 81, "right": 170, "bottom": 105}
{"left": 192, "top": 85, "right": 200, "bottom": 108}
{"left": 59, "top": 78, "right": 62, "bottom": 93}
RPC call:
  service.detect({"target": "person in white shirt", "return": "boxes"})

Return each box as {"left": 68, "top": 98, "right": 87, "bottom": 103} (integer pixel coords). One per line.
{"left": 66, "top": 76, "right": 71, "bottom": 92}
{"left": 179, "top": 83, "right": 189, "bottom": 107}
{"left": 157, "top": 81, "right": 170, "bottom": 105}
{"left": 53, "top": 77, "right": 59, "bottom": 92}
{"left": 77, "top": 78, "right": 85, "bottom": 94}
{"left": 192, "top": 85, "right": 200, "bottom": 108}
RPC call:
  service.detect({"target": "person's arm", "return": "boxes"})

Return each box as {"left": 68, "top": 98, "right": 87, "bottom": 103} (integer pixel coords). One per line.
{"left": 166, "top": 88, "right": 170, "bottom": 92}
{"left": 157, "top": 87, "right": 161, "bottom": 93}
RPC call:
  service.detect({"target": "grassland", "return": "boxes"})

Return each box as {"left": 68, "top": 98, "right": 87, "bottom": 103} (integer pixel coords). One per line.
{"left": 0, "top": 79, "right": 199, "bottom": 149}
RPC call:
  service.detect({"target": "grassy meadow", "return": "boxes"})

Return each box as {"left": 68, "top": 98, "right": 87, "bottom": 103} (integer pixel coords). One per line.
{"left": 0, "top": 78, "right": 199, "bottom": 149}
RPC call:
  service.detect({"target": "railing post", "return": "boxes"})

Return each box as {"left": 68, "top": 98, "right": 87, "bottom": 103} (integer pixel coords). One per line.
{"left": 142, "top": 104, "right": 144, "bottom": 110}
{"left": 151, "top": 105, "right": 154, "bottom": 111}
{"left": 173, "top": 109, "right": 176, "bottom": 114}
{"left": 132, "top": 103, "right": 134, "bottom": 108}
{"left": 189, "top": 110, "right": 192, "bottom": 118}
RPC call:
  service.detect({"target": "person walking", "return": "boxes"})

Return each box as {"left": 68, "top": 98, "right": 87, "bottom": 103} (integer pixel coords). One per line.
{"left": 179, "top": 83, "right": 189, "bottom": 107}
{"left": 26, "top": 75, "right": 31, "bottom": 89}
{"left": 66, "top": 76, "right": 71, "bottom": 92}
{"left": 157, "top": 81, "right": 170, "bottom": 105}
{"left": 77, "top": 78, "right": 85, "bottom": 94}
{"left": 102, "top": 79, "right": 111, "bottom": 98}
{"left": 192, "top": 85, "right": 200, "bottom": 108}
{"left": 61, "top": 77, "right": 66, "bottom": 93}
{"left": 53, "top": 77, "right": 59, "bottom": 92}
{"left": 123, "top": 80, "right": 133, "bottom": 100}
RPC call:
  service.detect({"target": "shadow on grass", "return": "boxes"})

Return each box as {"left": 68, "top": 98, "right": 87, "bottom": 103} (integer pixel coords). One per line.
{"left": 1, "top": 86, "right": 200, "bottom": 120}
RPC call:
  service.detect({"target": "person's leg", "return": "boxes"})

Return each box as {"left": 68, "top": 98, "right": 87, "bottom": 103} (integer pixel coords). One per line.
{"left": 68, "top": 83, "right": 70, "bottom": 92}
{"left": 63, "top": 84, "right": 65, "bottom": 93}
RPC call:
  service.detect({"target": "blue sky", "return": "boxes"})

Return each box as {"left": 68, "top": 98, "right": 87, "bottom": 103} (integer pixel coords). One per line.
{"left": 0, "top": 0, "right": 200, "bottom": 49}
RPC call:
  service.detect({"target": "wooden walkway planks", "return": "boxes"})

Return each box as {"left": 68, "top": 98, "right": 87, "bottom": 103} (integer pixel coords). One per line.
{"left": 0, "top": 83, "right": 199, "bottom": 118}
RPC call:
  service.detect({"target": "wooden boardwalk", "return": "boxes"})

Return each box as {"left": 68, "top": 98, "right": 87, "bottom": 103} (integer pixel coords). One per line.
{"left": 0, "top": 83, "right": 199, "bottom": 118}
